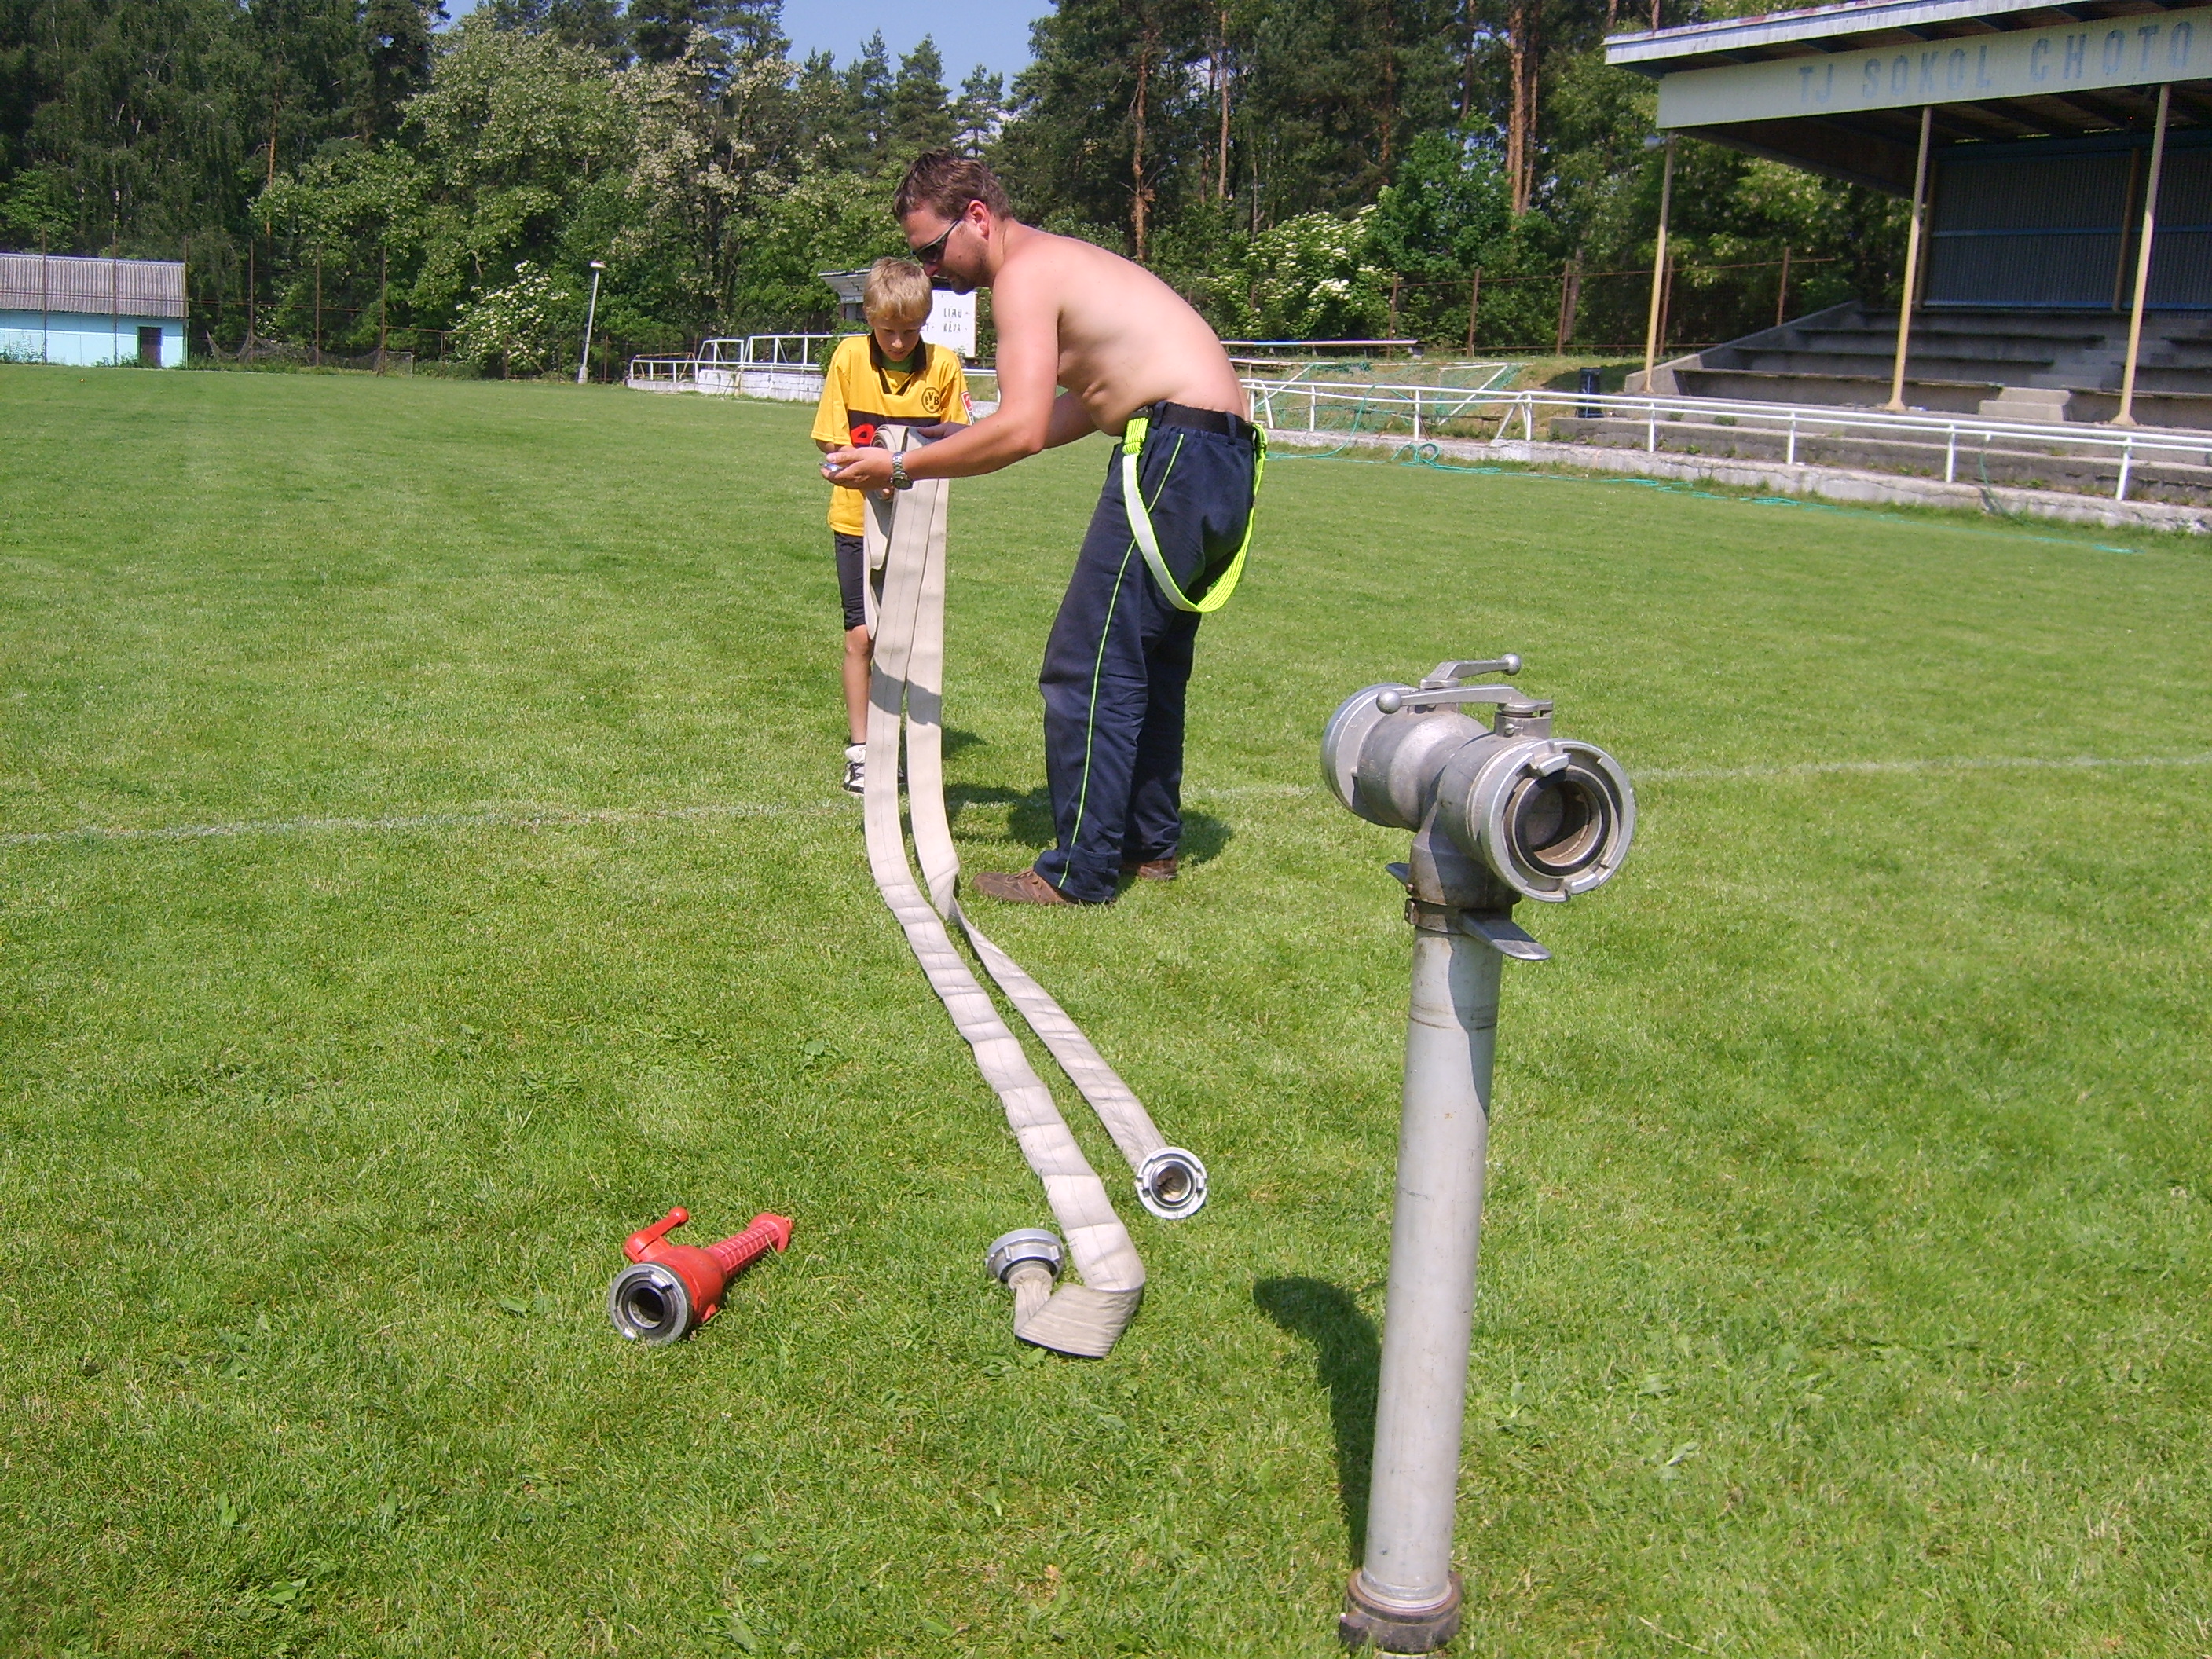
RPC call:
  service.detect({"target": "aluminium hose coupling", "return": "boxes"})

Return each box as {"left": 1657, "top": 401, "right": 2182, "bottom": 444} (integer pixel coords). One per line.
{"left": 1134, "top": 1146, "right": 1209, "bottom": 1220}
{"left": 985, "top": 1227, "right": 1066, "bottom": 1286}
{"left": 985, "top": 1227, "right": 1065, "bottom": 1329}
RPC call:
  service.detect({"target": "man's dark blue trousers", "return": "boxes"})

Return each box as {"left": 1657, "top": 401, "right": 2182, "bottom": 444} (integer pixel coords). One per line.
{"left": 1032, "top": 403, "right": 1258, "bottom": 903}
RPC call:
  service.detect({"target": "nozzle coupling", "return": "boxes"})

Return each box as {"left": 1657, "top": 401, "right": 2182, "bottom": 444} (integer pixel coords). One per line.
{"left": 607, "top": 1205, "right": 793, "bottom": 1345}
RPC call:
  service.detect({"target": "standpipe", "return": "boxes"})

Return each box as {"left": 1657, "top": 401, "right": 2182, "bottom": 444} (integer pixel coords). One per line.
{"left": 858, "top": 426, "right": 1208, "bottom": 1359}
{"left": 1320, "top": 658, "right": 1635, "bottom": 1653}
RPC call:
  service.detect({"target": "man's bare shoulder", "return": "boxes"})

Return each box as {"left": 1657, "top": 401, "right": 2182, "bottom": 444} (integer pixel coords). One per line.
{"left": 997, "top": 226, "right": 1134, "bottom": 289}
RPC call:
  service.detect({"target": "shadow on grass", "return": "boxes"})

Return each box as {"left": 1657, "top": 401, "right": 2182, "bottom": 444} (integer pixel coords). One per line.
{"left": 1254, "top": 1276, "right": 1379, "bottom": 1562}
{"left": 943, "top": 785, "right": 1234, "bottom": 869}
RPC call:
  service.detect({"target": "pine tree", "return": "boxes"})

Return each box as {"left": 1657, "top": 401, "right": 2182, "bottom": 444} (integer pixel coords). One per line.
{"left": 889, "top": 38, "right": 954, "bottom": 155}
{"left": 841, "top": 31, "right": 892, "bottom": 167}
{"left": 364, "top": 0, "right": 438, "bottom": 139}
{"left": 953, "top": 67, "right": 1004, "bottom": 157}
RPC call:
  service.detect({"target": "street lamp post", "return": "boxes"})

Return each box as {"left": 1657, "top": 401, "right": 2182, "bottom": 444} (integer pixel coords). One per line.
{"left": 577, "top": 260, "right": 606, "bottom": 385}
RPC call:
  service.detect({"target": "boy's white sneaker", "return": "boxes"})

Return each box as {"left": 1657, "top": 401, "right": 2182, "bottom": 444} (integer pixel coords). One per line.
{"left": 843, "top": 744, "right": 866, "bottom": 795}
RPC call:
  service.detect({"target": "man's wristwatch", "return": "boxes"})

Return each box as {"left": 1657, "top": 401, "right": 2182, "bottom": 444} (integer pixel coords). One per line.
{"left": 888, "top": 454, "right": 914, "bottom": 491}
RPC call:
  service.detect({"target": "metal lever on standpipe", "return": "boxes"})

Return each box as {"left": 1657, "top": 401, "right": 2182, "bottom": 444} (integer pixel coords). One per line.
{"left": 1320, "top": 654, "right": 1635, "bottom": 1654}
{"left": 606, "top": 1206, "right": 793, "bottom": 1345}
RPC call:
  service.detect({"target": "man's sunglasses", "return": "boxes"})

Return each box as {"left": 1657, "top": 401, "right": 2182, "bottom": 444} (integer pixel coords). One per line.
{"left": 910, "top": 207, "right": 972, "bottom": 268}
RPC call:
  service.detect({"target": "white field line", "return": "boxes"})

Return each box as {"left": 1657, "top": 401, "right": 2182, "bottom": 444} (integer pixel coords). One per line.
{"left": 1639, "top": 752, "right": 2212, "bottom": 782}
{"left": 5, "top": 753, "right": 2207, "bottom": 849}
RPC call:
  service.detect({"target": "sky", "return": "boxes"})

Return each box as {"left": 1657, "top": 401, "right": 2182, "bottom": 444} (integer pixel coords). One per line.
{"left": 439, "top": 2, "right": 1051, "bottom": 86}
{"left": 782, "top": 0, "right": 1049, "bottom": 86}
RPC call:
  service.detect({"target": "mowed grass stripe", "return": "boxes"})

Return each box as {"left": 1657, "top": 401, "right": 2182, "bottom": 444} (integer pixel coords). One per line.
{"left": 2, "top": 365, "right": 2208, "bottom": 1658}
{"left": 9, "top": 753, "right": 2212, "bottom": 846}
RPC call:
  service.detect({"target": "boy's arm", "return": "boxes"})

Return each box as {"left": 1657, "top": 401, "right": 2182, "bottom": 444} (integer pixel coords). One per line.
{"left": 809, "top": 342, "right": 851, "bottom": 450}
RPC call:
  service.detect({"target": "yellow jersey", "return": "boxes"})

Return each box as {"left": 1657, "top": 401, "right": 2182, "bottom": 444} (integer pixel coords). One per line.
{"left": 811, "top": 334, "right": 972, "bottom": 535}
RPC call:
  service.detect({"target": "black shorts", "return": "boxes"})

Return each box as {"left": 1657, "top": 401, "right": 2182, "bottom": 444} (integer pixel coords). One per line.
{"left": 833, "top": 531, "right": 867, "bottom": 632}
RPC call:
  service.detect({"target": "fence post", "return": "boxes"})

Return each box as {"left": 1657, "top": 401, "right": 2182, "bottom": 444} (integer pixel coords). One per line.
{"left": 1646, "top": 401, "right": 1657, "bottom": 453}
{"left": 1786, "top": 409, "right": 1798, "bottom": 467}
{"left": 2117, "top": 435, "right": 2134, "bottom": 502}
{"left": 1945, "top": 425, "right": 1957, "bottom": 484}
{"left": 1413, "top": 388, "right": 1423, "bottom": 442}
{"left": 1309, "top": 386, "right": 1318, "bottom": 434}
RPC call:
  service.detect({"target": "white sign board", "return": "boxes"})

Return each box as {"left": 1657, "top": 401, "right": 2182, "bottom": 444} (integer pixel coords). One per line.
{"left": 1657, "top": 7, "right": 2209, "bottom": 128}
{"left": 923, "top": 289, "right": 977, "bottom": 358}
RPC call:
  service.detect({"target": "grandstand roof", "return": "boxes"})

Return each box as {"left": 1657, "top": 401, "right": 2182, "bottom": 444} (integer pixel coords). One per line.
{"left": 1607, "top": 0, "right": 2212, "bottom": 192}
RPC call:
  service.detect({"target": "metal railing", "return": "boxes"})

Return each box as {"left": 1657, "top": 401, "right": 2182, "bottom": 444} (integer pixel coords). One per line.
{"left": 699, "top": 334, "right": 839, "bottom": 368}
{"left": 1243, "top": 377, "right": 2212, "bottom": 503}
{"left": 626, "top": 356, "right": 697, "bottom": 391}
{"left": 617, "top": 350, "right": 2203, "bottom": 505}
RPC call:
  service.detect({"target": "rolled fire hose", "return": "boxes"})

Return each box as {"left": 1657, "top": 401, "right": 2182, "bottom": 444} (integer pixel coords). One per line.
{"left": 857, "top": 426, "right": 1207, "bottom": 1359}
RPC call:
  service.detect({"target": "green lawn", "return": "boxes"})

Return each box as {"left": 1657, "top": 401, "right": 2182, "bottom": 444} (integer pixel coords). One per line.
{"left": 2, "top": 364, "right": 2209, "bottom": 1658}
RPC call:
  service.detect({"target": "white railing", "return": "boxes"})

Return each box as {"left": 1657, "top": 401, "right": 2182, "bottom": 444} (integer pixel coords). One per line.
{"left": 699, "top": 334, "right": 838, "bottom": 368}
{"left": 1242, "top": 377, "right": 2212, "bottom": 504}
{"left": 1222, "top": 338, "right": 1421, "bottom": 353}
{"left": 626, "top": 356, "right": 698, "bottom": 392}
{"left": 1230, "top": 357, "right": 1519, "bottom": 394}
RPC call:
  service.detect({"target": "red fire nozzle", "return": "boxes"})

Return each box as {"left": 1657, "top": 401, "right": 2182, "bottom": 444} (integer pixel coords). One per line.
{"left": 606, "top": 1205, "right": 793, "bottom": 1345}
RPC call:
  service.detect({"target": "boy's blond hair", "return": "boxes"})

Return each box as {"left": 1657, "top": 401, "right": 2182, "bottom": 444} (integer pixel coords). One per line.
{"left": 862, "top": 257, "right": 933, "bottom": 325}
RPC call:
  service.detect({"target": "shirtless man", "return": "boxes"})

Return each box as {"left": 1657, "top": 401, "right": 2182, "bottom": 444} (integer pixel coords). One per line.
{"left": 824, "top": 150, "right": 1261, "bottom": 906}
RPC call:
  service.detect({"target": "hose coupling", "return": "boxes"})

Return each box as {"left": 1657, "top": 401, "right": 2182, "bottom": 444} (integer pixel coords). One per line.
{"left": 1134, "top": 1146, "right": 1210, "bottom": 1220}
{"left": 985, "top": 1227, "right": 1065, "bottom": 1286}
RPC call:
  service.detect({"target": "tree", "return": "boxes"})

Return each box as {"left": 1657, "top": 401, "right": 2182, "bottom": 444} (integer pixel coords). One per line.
{"left": 402, "top": 17, "right": 633, "bottom": 323}
{"left": 364, "top": 0, "right": 438, "bottom": 141}
{"left": 485, "top": 0, "right": 631, "bottom": 64}
{"left": 840, "top": 31, "right": 892, "bottom": 169}
{"left": 998, "top": 0, "right": 1211, "bottom": 258}
{"left": 952, "top": 66, "right": 1003, "bottom": 156}
{"left": 888, "top": 37, "right": 953, "bottom": 156}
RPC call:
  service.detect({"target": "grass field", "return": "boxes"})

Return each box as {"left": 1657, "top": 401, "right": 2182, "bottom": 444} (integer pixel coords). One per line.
{"left": 2, "top": 364, "right": 2209, "bottom": 1658}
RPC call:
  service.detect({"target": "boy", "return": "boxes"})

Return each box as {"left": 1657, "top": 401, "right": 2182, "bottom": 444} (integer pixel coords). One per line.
{"left": 811, "top": 256, "right": 971, "bottom": 794}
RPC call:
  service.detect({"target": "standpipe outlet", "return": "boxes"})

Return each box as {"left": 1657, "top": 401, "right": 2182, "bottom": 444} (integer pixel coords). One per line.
{"left": 1322, "top": 658, "right": 1633, "bottom": 1654}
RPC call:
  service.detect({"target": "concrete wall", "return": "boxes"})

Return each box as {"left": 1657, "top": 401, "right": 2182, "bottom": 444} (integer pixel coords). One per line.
{"left": 0, "top": 311, "right": 182, "bottom": 366}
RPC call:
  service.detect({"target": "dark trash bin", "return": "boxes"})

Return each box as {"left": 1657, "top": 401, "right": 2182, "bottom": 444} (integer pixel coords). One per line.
{"left": 1577, "top": 367, "right": 1603, "bottom": 419}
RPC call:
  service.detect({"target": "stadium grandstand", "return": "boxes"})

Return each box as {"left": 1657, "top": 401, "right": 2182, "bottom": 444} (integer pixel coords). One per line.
{"left": 1610, "top": 0, "right": 2212, "bottom": 430}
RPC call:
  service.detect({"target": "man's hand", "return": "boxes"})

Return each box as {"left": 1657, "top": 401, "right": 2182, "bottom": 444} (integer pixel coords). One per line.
{"left": 822, "top": 447, "right": 895, "bottom": 495}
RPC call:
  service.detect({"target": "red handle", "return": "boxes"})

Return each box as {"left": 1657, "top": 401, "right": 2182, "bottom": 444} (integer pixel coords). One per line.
{"left": 622, "top": 1206, "right": 689, "bottom": 1262}
{"left": 709, "top": 1213, "right": 793, "bottom": 1276}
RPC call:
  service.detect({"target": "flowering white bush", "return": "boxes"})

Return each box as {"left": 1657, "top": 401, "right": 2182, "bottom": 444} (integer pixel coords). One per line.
{"left": 1207, "top": 208, "right": 1391, "bottom": 342}
{"left": 453, "top": 261, "right": 573, "bottom": 375}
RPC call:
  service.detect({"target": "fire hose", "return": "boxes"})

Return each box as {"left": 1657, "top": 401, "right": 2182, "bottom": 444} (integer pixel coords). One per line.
{"left": 857, "top": 426, "right": 1207, "bottom": 1358}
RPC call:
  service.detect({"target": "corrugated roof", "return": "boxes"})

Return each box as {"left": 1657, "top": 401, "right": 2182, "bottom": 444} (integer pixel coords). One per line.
{"left": 0, "top": 252, "right": 186, "bottom": 319}
{"left": 1609, "top": 0, "right": 2207, "bottom": 75}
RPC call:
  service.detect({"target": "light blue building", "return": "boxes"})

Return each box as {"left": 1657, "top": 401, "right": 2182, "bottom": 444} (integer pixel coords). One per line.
{"left": 1, "top": 251, "right": 185, "bottom": 367}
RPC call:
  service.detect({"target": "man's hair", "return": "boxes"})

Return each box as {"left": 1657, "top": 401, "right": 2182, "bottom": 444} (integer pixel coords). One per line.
{"left": 862, "top": 257, "right": 933, "bottom": 324}
{"left": 894, "top": 150, "right": 1013, "bottom": 223}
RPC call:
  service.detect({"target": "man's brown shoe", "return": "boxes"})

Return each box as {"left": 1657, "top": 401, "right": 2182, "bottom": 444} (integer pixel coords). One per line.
{"left": 1120, "top": 856, "right": 1178, "bottom": 882}
{"left": 972, "top": 868, "right": 1084, "bottom": 905}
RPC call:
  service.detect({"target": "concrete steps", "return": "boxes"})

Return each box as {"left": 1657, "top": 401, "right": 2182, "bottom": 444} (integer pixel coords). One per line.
{"left": 1633, "top": 299, "right": 2212, "bottom": 430}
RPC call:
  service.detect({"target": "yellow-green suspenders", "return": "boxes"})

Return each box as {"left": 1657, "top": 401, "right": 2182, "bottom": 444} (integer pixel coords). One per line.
{"left": 1119, "top": 413, "right": 1266, "bottom": 614}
